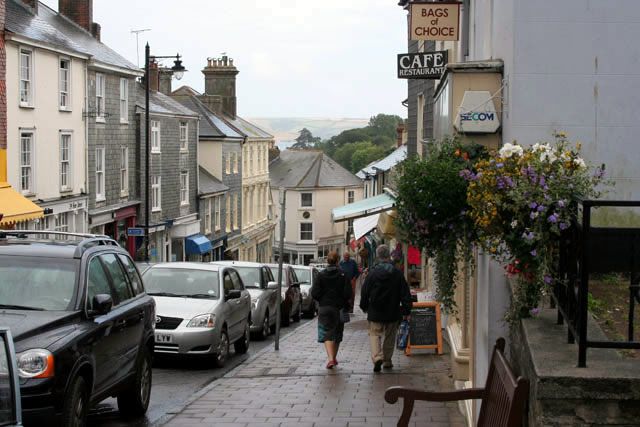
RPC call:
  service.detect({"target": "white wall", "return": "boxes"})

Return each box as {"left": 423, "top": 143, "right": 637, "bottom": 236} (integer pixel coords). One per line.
{"left": 6, "top": 43, "right": 86, "bottom": 199}
{"left": 199, "top": 139, "right": 223, "bottom": 179}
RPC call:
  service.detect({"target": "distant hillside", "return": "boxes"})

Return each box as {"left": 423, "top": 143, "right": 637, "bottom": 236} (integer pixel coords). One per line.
{"left": 248, "top": 117, "right": 369, "bottom": 144}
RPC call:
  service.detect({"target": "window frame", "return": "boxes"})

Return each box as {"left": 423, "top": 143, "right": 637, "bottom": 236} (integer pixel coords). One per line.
{"left": 95, "top": 147, "right": 106, "bottom": 201}
{"left": 119, "top": 78, "right": 128, "bottom": 123}
{"left": 95, "top": 73, "right": 106, "bottom": 122}
{"left": 179, "top": 121, "right": 188, "bottom": 151}
{"left": 234, "top": 193, "right": 239, "bottom": 230}
{"left": 299, "top": 222, "right": 313, "bottom": 242}
{"left": 151, "top": 175, "right": 162, "bottom": 212}
{"left": 54, "top": 212, "right": 69, "bottom": 233}
{"left": 300, "top": 192, "right": 313, "bottom": 208}
{"left": 180, "top": 171, "right": 189, "bottom": 206}
{"left": 204, "top": 198, "right": 212, "bottom": 234}
{"left": 19, "top": 130, "right": 34, "bottom": 195}
{"left": 348, "top": 190, "right": 355, "bottom": 204}
{"left": 225, "top": 194, "right": 231, "bottom": 232}
{"left": 214, "top": 196, "right": 221, "bottom": 231}
{"left": 59, "top": 57, "right": 71, "bottom": 111}
{"left": 99, "top": 253, "right": 134, "bottom": 305}
{"left": 151, "top": 120, "right": 161, "bottom": 153}
{"left": 120, "top": 146, "right": 129, "bottom": 196}
{"left": 59, "top": 132, "right": 72, "bottom": 192}
{"left": 19, "top": 48, "right": 34, "bottom": 107}
{"left": 226, "top": 153, "right": 231, "bottom": 174}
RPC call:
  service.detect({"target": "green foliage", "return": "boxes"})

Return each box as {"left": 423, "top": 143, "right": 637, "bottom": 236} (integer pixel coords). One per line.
{"left": 395, "top": 137, "right": 487, "bottom": 312}
{"left": 292, "top": 128, "right": 321, "bottom": 149}
{"left": 315, "top": 113, "right": 405, "bottom": 172}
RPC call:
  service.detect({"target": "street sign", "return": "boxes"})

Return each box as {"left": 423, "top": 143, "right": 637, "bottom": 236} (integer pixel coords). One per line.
{"left": 127, "top": 227, "right": 145, "bottom": 237}
{"left": 410, "top": 2, "right": 461, "bottom": 41}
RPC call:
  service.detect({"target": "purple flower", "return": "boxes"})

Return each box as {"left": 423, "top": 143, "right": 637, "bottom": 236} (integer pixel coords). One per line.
{"left": 544, "top": 275, "right": 553, "bottom": 285}
{"left": 530, "top": 212, "right": 537, "bottom": 219}
{"left": 530, "top": 307, "right": 541, "bottom": 316}
{"left": 558, "top": 200, "right": 566, "bottom": 208}
{"left": 496, "top": 162, "right": 504, "bottom": 168}
{"left": 530, "top": 249, "right": 537, "bottom": 257}
{"left": 529, "top": 202, "right": 538, "bottom": 209}
{"left": 559, "top": 222, "right": 569, "bottom": 230}
{"left": 523, "top": 231, "right": 535, "bottom": 241}
{"left": 548, "top": 213, "right": 559, "bottom": 223}
{"left": 539, "top": 176, "right": 546, "bottom": 187}
{"left": 537, "top": 205, "right": 545, "bottom": 212}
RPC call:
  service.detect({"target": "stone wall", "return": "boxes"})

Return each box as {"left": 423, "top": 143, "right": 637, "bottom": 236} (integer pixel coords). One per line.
{"left": 510, "top": 309, "right": 640, "bottom": 426}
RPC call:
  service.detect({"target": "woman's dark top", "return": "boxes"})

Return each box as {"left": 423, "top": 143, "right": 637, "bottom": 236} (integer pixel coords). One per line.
{"left": 311, "top": 265, "right": 352, "bottom": 308}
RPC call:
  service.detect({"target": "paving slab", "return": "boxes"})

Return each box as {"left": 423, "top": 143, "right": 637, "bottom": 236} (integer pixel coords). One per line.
{"left": 163, "top": 308, "right": 465, "bottom": 427}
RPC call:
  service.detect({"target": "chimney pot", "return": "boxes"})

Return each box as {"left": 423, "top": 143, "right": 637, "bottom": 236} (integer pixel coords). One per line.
{"left": 202, "top": 55, "right": 239, "bottom": 118}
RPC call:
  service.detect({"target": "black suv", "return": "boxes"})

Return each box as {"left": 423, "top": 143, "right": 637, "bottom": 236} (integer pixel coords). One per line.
{"left": 0, "top": 231, "right": 156, "bottom": 426}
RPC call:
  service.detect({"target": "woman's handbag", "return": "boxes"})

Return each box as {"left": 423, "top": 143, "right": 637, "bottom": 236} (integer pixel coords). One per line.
{"left": 339, "top": 308, "right": 351, "bottom": 323}
{"left": 396, "top": 320, "right": 409, "bottom": 350}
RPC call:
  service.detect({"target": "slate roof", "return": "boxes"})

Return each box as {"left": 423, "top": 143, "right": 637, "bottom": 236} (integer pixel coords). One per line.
{"left": 136, "top": 86, "right": 199, "bottom": 117}
{"left": 6, "top": 0, "right": 140, "bottom": 74}
{"left": 224, "top": 115, "right": 273, "bottom": 139}
{"left": 199, "top": 167, "right": 229, "bottom": 196}
{"left": 172, "top": 95, "right": 243, "bottom": 139}
{"left": 358, "top": 145, "right": 407, "bottom": 177}
{"left": 269, "top": 150, "right": 362, "bottom": 189}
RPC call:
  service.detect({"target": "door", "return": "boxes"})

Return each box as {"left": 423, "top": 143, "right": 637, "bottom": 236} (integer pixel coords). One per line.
{"left": 221, "top": 272, "right": 237, "bottom": 339}
{"left": 229, "top": 270, "right": 249, "bottom": 341}
{"left": 262, "top": 267, "right": 278, "bottom": 322}
{"left": 100, "top": 253, "right": 145, "bottom": 378}
{"left": 85, "top": 256, "right": 124, "bottom": 394}
{"left": 288, "top": 268, "right": 301, "bottom": 313}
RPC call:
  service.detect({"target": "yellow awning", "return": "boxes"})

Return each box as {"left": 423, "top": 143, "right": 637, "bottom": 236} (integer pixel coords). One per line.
{"left": 0, "top": 182, "right": 44, "bottom": 226}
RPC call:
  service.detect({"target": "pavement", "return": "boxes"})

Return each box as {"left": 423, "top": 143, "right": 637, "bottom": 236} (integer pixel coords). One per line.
{"left": 162, "top": 308, "right": 466, "bottom": 427}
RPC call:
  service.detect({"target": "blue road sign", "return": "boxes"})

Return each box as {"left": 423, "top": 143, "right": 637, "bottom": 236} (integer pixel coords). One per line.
{"left": 127, "top": 227, "right": 145, "bottom": 237}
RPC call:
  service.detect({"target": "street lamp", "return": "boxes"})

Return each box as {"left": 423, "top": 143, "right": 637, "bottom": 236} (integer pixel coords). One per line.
{"left": 144, "top": 43, "right": 186, "bottom": 261}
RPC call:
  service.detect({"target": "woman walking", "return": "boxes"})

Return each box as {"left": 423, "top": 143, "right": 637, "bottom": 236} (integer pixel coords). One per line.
{"left": 311, "top": 251, "right": 352, "bottom": 369}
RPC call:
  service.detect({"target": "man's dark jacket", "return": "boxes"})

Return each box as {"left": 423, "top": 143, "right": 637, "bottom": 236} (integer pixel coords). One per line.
{"left": 359, "top": 261, "right": 412, "bottom": 322}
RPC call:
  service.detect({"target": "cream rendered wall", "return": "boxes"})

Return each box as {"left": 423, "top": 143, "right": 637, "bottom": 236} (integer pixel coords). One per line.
{"left": 199, "top": 139, "right": 223, "bottom": 179}
{"left": 6, "top": 43, "right": 86, "bottom": 199}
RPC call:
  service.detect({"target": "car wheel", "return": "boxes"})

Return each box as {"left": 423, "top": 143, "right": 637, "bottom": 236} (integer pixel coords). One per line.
{"left": 292, "top": 300, "right": 302, "bottom": 322}
{"left": 281, "top": 305, "right": 291, "bottom": 326}
{"left": 214, "top": 329, "right": 229, "bottom": 368}
{"left": 260, "top": 311, "right": 270, "bottom": 340}
{"left": 117, "top": 346, "right": 152, "bottom": 418}
{"left": 234, "top": 322, "right": 250, "bottom": 354}
{"left": 62, "top": 376, "right": 89, "bottom": 427}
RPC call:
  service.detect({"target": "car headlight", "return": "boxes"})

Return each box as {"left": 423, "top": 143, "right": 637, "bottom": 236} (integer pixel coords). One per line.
{"left": 17, "top": 349, "right": 54, "bottom": 379}
{"left": 187, "top": 313, "right": 216, "bottom": 328}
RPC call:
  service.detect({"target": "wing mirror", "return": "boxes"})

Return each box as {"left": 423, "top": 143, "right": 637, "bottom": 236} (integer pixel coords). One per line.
{"left": 226, "top": 289, "right": 242, "bottom": 300}
{"left": 91, "top": 294, "right": 113, "bottom": 316}
{"left": 267, "top": 281, "right": 279, "bottom": 290}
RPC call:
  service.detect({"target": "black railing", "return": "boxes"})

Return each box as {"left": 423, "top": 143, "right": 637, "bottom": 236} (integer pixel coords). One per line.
{"left": 552, "top": 199, "right": 640, "bottom": 367}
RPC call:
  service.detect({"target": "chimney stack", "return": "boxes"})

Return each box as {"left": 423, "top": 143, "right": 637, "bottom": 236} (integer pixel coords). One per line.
{"left": 201, "top": 55, "right": 239, "bottom": 118}
{"left": 21, "top": 0, "right": 37, "bottom": 12}
{"left": 59, "top": 0, "right": 99, "bottom": 39}
{"left": 147, "top": 60, "right": 159, "bottom": 92}
{"left": 158, "top": 68, "right": 173, "bottom": 96}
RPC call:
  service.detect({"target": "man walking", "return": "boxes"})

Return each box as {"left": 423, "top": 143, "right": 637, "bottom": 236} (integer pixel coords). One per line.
{"left": 339, "top": 252, "right": 359, "bottom": 313}
{"left": 360, "top": 244, "right": 412, "bottom": 372}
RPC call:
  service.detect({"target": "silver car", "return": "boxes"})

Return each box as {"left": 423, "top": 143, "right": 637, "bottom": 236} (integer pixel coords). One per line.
{"left": 291, "top": 265, "right": 319, "bottom": 318}
{"left": 211, "top": 261, "right": 278, "bottom": 339}
{"left": 142, "top": 262, "right": 251, "bottom": 368}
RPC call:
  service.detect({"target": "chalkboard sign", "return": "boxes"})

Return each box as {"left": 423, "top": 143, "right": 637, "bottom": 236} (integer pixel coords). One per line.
{"left": 405, "top": 301, "right": 443, "bottom": 355}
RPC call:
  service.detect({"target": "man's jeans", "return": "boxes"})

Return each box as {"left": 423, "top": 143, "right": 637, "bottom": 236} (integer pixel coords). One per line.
{"left": 368, "top": 321, "right": 399, "bottom": 364}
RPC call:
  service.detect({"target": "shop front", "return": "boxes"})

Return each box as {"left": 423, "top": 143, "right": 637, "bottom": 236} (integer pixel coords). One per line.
{"left": 0, "top": 182, "right": 44, "bottom": 229}
{"left": 89, "top": 202, "right": 139, "bottom": 257}
{"left": 170, "top": 214, "right": 201, "bottom": 262}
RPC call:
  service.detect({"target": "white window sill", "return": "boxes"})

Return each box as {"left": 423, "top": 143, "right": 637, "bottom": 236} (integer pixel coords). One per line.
{"left": 19, "top": 103, "right": 34, "bottom": 109}
{"left": 180, "top": 202, "right": 189, "bottom": 207}
{"left": 21, "top": 191, "right": 35, "bottom": 197}
{"left": 60, "top": 187, "right": 73, "bottom": 194}
{"left": 95, "top": 117, "right": 106, "bottom": 124}
{"left": 96, "top": 196, "right": 106, "bottom": 202}
{"left": 152, "top": 208, "right": 162, "bottom": 213}
{"left": 151, "top": 149, "right": 161, "bottom": 154}
{"left": 59, "top": 107, "right": 72, "bottom": 112}
{"left": 299, "top": 206, "right": 314, "bottom": 210}
{"left": 120, "top": 119, "right": 129, "bottom": 125}
{"left": 180, "top": 148, "right": 188, "bottom": 153}
{"left": 120, "top": 191, "right": 129, "bottom": 198}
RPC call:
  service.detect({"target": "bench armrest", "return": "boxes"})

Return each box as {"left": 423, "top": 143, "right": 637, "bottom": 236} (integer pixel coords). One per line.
{"left": 385, "top": 386, "right": 485, "bottom": 404}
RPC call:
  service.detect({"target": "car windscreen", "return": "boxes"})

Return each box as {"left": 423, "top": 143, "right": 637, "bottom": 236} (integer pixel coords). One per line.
{"left": 0, "top": 255, "right": 77, "bottom": 311}
{"left": 233, "top": 267, "right": 261, "bottom": 288}
{"left": 292, "top": 268, "right": 310, "bottom": 284}
{"left": 143, "top": 268, "right": 219, "bottom": 298}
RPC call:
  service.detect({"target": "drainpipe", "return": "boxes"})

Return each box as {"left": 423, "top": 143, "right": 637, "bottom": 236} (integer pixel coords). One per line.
{"left": 461, "top": 0, "right": 470, "bottom": 61}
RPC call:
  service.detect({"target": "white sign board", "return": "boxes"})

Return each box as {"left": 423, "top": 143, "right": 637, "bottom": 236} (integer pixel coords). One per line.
{"left": 453, "top": 91, "right": 500, "bottom": 133}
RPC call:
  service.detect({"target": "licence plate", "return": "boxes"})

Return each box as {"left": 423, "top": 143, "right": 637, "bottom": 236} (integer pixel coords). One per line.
{"left": 155, "top": 333, "right": 173, "bottom": 344}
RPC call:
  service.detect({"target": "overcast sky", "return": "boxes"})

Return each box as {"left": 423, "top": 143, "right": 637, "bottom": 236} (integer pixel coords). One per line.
{"left": 41, "top": 0, "right": 409, "bottom": 119}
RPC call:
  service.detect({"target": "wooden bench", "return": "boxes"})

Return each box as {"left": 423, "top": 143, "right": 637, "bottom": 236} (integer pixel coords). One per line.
{"left": 384, "top": 338, "right": 529, "bottom": 427}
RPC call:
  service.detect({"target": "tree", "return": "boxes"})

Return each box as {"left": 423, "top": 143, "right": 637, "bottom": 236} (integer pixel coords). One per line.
{"left": 367, "top": 114, "right": 404, "bottom": 139}
{"left": 291, "top": 128, "right": 320, "bottom": 149}
{"left": 351, "top": 143, "right": 386, "bottom": 173}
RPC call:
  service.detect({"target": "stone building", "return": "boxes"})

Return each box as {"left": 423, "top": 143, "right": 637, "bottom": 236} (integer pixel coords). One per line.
{"left": 135, "top": 68, "right": 199, "bottom": 263}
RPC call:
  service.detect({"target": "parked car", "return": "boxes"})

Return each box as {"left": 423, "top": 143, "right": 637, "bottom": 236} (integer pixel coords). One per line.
{"left": 211, "top": 261, "right": 278, "bottom": 339}
{"left": 0, "top": 230, "right": 155, "bottom": 426}
{"left": 291, "top": 265, "right": 319, "bottom": 318}
{"left": 266, "top": 264, "right": 302, "bottom": 326}
{"left": 142, "top": 263, "right": 251, "bottom": 367}
{"left": 0, "top": 328, "right": 22, "bottom": 427}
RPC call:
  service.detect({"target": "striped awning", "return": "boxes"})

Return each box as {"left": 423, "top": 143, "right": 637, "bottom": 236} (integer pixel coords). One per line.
{"left": 0, "top": 182, "right": 44, "bottom": 226}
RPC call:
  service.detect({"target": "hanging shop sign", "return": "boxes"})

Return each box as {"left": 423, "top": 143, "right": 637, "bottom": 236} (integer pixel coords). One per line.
{"left": 410, "top": 2, "right": 461, "bottom": 41}
{"left": 453, "top": 90, "right": 501, "bottom": 133}
{"left": 397, "top": 50, "right": 448, "bottom": 79}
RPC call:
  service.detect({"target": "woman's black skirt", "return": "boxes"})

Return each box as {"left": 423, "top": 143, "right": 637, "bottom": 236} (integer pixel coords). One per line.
{"left": 317, "top": 306, "right": 344, "bottom": 343}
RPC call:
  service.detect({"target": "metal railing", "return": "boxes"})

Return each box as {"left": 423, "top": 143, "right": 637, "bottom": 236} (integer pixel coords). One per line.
{"left": 0, "top": 230, "right": 119, "bottom": 258}
{"left": 552, "top": 200, "right": 640, "bottom": 367}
